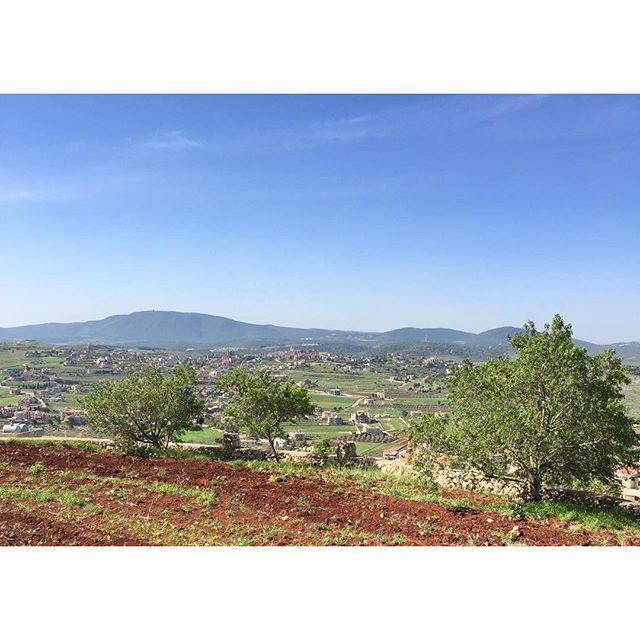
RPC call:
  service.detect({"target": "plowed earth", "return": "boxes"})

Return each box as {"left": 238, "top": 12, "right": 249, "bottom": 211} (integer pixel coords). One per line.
{"left": 1, "top": 441, "right": 637, "bottom": 546}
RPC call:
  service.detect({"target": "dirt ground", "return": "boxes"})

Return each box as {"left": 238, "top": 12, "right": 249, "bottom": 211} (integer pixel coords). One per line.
{"left": 1, "top": 441, "right": 638, "bottom": 546}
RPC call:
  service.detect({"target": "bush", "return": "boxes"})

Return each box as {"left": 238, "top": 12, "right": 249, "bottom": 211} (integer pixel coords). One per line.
{"left": 313, "top": 439, "right": 333, "bottom": 455}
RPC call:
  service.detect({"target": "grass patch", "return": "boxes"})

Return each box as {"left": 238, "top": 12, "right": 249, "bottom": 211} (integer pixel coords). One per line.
{"left": 0, "top": 486, "right": 88, "bottom": 507}
{"left": 45, "top": 468, "right": 220, "bottom": 508}
{"left": 181, "top": 429, "right": 224, "bottom": 445}
{"left": 22, "top": 439, "right": 106, "bottom": 453}
{"left": 28, "top": 461, "right": 46, "bottom": 475}
{"left": 496, "top": 500, "right": 640, "bottom": 534}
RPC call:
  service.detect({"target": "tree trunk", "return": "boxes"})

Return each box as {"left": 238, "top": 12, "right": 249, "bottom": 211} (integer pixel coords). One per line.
{"left": 524, "top": 474, "right": 543, "bottom": 502}
{"left": 268, "top": 438, "right": 281, "bottom": 462}
{"left": 146, "top": 430, "right": 164, "bottom": 450}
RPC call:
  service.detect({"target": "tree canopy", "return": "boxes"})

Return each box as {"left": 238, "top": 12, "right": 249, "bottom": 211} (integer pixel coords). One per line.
{"left": 217, "top": 368, "right": 315, "bottom": 461}
{"left": 82, "top": 364, "right": 205, "bottom": 450}
{"left": 410, "top": 315, "right": 638, "bottom": 501}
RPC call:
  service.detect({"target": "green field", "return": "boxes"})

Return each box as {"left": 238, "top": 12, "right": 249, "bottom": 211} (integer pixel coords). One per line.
{"left": 390, "top": 395, "right": 447, "bottom": 406}
{"left": 308, "top": 392, "right": 357, "bottom": 410}
{"left": 285, "top": 365, "right": 391, "bottom": 395}
{"left": 0, "top": 391, "right": 27, "bottom": 406}
{"left": 0, "top": 345, "right": 64, "bottom": 370}
{"left": 0, "top": 347, "right": 32, "bottom": 369}
{"left": 47, "top": 395, "right": 85, "bottom": 410}
{"left": 355, "top": 442, "right": 386, "bottom": 456}
{"left": 182, "top": 428, "right": 225, "bottom": 444}
{"left": 284, "top": 420, "right": 353, "bottom": 439}
{"left": 624, "top": 377, "right": 640, "bottom": 419}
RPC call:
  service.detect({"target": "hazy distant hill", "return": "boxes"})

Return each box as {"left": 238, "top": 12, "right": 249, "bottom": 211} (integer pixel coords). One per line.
{"left": 1, "top": 310, "right": 638, "bottom": 360}
{"left": 0, "top": 311, "right": 375, "bottom": 349}
{"left": 380, "top": 327, "right": 479, "bottom": 344}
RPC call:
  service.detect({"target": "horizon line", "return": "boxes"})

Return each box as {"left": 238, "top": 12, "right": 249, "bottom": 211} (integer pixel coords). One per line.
{"left": 0, "top": 308, "right": 634, "bottom": 346}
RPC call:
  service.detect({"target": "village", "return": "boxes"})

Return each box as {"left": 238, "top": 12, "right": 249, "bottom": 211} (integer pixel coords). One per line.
{"left": 2, "top": 340, "right": 640, "bottom": 505}
{"left": 0, "top": 342, "right": 454, "bottom": 458}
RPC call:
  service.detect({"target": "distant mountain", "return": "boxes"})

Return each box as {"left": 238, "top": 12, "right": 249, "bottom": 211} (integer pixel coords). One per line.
{"left": 381, "top": 327, "right": 477, "bottom": 344}
{"left": 0, "top": 311, "right": 381, "bottom": 349}
{"left": 472, "top": 326, "right": 522, "bottom": 345}
{"left": 1, "top": 310, "right": 638, "bottom": 360}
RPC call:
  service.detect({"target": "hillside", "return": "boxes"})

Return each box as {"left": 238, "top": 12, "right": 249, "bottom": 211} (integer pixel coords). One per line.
{"left": 0, "top": 311, "right": 370, "bottom": 349}
{"left": 2, "top": 441, "right": 639, "bottom": 546}
{"left": 2, "top": 311, "right": 637, "bottom": 359}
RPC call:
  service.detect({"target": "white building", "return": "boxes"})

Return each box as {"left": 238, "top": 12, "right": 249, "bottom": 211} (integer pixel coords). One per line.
{"left": 2, "top": 423, "right": 30, "bottom": 434}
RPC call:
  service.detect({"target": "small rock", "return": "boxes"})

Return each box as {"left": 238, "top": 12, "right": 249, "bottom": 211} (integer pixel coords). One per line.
{"left": 508, "top": 525, "right": 522, "bottom": 541}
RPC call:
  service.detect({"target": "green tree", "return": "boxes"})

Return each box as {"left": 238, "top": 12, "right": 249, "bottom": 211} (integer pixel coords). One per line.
{"left": 410, "top": 315, "right": 637, "bottom": 501}
{"left": 82, "top": 364, "right": 205, "bottom": 450}
{"left": 217, "top": 368, "right": 315, "bottom": 461}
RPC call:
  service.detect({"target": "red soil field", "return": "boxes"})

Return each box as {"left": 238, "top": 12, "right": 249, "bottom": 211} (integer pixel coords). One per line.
{"left": 1, "top": 441, "right": 638, "bottom": 546}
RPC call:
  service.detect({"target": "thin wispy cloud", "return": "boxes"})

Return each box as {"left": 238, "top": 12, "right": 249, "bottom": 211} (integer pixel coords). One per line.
{"left": 231, "top": 95, "right": 549, "bottom": 152}
{"left": 0, "top": 132, "right": 202, "bottom": 205}
{"left": 463, "top": 95, "right": 640, "bottom": 143}
{"left": 139, "top": 130, "right": 204, "bottom": 151}
{"left": 362, "top": 94, "right": 551, "bottom": 137}
{"left": 471, "top": 94, "right": 549, "bottom": 122}
{"left": 234, "top": 114, "right": 380, "bottom": 152}
{"left": 119, "top": 97, "right": 550, "bottom": 157}
{"left": 131, "top": 95, "right": 629, "bottom": 159}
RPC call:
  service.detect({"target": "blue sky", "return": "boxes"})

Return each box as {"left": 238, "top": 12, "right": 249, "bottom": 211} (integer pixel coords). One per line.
{"left": 1, "top": 94, "right": 638, "bottom": 343}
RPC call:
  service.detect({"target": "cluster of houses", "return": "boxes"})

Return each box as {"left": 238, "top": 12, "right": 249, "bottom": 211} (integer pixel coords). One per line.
{"left": 348, "top": 411, "right": 389, "bottom": 437}
{"left": 0, "top": 395, "right": 47, "bottom": 438}
{"left": 59, "top": 408, "right": 87, "bottom": 426}
{"left": 0, "top": 387, "right": 87, "bottom": 435}
{"left": 350, "top": 410, "right": 374, "bottom": 425}
{"left": 322, "top": 410, "right": 343, "bottom": 425}
{"left": 0, "top": 396, "right": 48, "bottom": 424}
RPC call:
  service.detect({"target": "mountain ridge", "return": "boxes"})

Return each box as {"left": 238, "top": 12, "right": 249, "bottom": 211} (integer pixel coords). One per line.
{"left": 1, "top": 310, "right": 638, "bottom": 360}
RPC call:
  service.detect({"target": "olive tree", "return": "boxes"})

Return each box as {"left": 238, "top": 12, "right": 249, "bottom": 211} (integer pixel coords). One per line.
{"left": 82, "top": 364, "right": 205, "bottom": 450}
{"left": 217, "top": 368, "right": 315, "bottom": 461}
{"left": 410, "top": 315, "right": 637, "bottom": 501}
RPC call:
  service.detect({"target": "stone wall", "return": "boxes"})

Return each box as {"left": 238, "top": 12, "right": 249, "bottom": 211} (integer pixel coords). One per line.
{"left": 426, "top": 461, "right": 640, "bottom": 513}
{"left": 279, "top": 450, "right": 329, "bottom": 466}
{"left": 280, "top": 447, "right": 375, "bottom": 468}
{"left": 432, "top": 464, "right": 521, "bottom": 498}
{"left": 373, "top": 458, "right": 414, "bottom": 475}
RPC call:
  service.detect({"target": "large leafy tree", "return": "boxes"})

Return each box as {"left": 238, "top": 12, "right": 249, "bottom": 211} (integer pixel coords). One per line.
{"left": 82, "top": 364, "right": 205, "bottom": 450}
{"left": 411, "top": 315, "right": 637, "bottom": 501}
{"left": 217, "top": 368, "right": 315, "bottom": 461}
